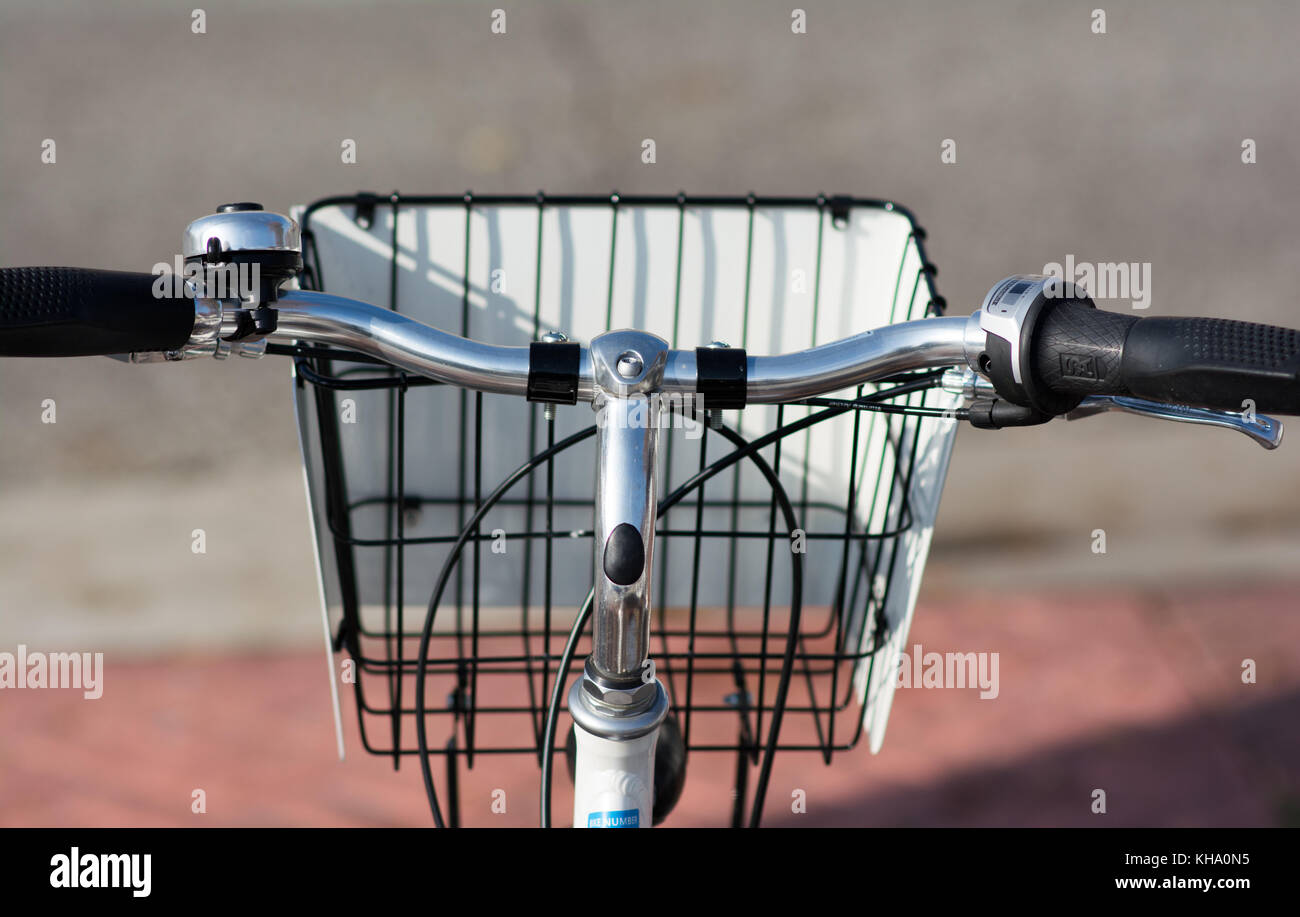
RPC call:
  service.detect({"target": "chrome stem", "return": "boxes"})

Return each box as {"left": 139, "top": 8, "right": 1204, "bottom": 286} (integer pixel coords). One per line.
{"left": 568, "top": 329, "right": 674, "bottom": 743}
{"left": 590, "top": 394, "right": 661, "bottom": 677}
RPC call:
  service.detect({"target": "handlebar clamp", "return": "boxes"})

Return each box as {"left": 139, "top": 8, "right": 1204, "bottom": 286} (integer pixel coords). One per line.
{"left": 695, "top": 345, "right": 748, "bottom": 411}
{"left": 526, "top": 338, "right": 581, "bottom": 404}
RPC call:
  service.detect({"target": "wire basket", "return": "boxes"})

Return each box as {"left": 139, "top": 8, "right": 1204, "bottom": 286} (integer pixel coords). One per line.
{"left": 287, "top": 192, "right": 959, "bottom": 826}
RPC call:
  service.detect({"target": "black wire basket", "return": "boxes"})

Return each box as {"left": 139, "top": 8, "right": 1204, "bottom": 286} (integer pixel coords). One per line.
{"left": 287, "top": 192, "right": 959, "bottom": 826}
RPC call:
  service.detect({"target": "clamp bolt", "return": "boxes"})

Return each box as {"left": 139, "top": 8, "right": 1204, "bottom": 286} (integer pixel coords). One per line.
{"left": 540, "top": 331, "right": 568, "bottom": 421}
{"left": 704, "top": 341, "right": 730, "bottom": 430}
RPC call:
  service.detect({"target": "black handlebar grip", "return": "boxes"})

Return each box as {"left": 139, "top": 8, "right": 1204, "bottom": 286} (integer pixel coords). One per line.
{"left": 0, "top": 267, "right": 196, "bottom": 357}
{"left": 1121, "top": 316, "right": 1300, "bottom": 413}
{"left": 1030, "top": 301, "right": 1300, "bottom": 414}
{"left": 1028, "top": 302, "right": 1138, "bottom": 400}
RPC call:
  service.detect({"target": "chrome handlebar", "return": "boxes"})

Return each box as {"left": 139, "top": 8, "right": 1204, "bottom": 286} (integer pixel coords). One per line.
{"left": 269, "top": 290, "right": 984, "bottom": 405}
{"left": 133, "top": 288, "right": 1281, "bottom": 447}
{"left": 272, "top": 292, "right": 536, "bottom": 395}
{"left": 119, "top": 204, "right": 1280, "bottom": 448}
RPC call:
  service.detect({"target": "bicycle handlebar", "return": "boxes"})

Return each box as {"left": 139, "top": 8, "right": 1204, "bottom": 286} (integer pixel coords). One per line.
{"left": 1030, "top": 301, "right": 1300, "bottom": 414}
{"left": 0, "top": 267, "right": 195, "bottom": 357}
{"left": 976, "top": 275, "right": 1300, "bottom": 417}
{"left": 272, "top": 290, "right": 976, "bottom": 403}
{"left": 0, "top": 266, "right": 977, "bottom": 402}
{"left": 2, "top": 265, "right": 1298, "bottom": 418}
{"left": 272, "top": 291, "right": 535, "bottom": 394}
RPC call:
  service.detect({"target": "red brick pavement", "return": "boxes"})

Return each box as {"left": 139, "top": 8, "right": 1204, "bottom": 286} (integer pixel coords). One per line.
{"left": 2, "top": 583, "right": 1297, "bottom": 827}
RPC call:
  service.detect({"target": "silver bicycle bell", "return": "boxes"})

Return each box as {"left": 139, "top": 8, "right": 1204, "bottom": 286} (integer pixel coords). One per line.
{"left": 182, "top": 202, "right": 302, "bottom": 306}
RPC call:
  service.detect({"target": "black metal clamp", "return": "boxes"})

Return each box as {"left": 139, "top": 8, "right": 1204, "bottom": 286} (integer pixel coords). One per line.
{"left": 527, "top": 340, "right": 581, "bottom": 404}
{"left": 695, "top": 345, "right": 748, "bottom": 411}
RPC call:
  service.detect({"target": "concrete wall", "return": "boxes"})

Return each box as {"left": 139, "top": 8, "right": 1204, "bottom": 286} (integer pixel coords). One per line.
{"left": 1, "top": 0, "right": 1296, "bottom": 650}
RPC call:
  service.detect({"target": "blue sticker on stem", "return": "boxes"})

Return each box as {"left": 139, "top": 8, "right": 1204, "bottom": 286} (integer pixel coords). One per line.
{"left": 587, "top": 808, "right": 640, "bottom": 828}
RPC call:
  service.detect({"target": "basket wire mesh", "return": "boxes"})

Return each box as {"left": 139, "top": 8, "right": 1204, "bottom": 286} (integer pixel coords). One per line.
{"left": 285, "top": 192, "right": 956, "bottom": 826}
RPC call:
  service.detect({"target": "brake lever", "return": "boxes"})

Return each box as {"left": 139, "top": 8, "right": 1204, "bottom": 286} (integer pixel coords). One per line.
{"left": 1065, "top": 395, "right": 1283, "bottom": 450}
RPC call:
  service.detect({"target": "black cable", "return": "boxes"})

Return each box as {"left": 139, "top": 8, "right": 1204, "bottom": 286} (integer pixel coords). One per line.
{"left": 415, "top": 425, "right": 599, "bottom": 828}
{"left": 421, "top": 377, "right": 946, "bottom": 827}
{"left": 708, "top": 424, "right": 802, "bottom": 828}
{"left": 650, "top": 425, "right": 804, "bottom": 826}
{"left": 538, "top": 379, "right": 947, "bottom": 825}
{"left": 537, "top": 425, "right": 802, "bottom": 828}
{"left": 538, "top": 588, "right": 594, "bottom": 828}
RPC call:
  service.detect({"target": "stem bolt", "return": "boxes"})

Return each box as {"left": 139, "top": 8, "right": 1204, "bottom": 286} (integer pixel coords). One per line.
{"left": 616, "top": 350, "right": 643, "bottom": 380}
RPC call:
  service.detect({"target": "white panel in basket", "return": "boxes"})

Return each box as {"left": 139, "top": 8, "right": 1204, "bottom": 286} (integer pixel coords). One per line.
{"left": 295, "top": 198, "right": 956, "bottom": 752}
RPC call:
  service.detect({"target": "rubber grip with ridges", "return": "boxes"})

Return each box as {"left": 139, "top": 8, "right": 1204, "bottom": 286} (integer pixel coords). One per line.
{"left": 0, "top": 267, "right": 196, "bottom": 357}
{"left": 1031, "top": 301, "right": 1300, "bottom": 414}
{"left": 1121, "top": 316, "right": 1300, "bottom": 414}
